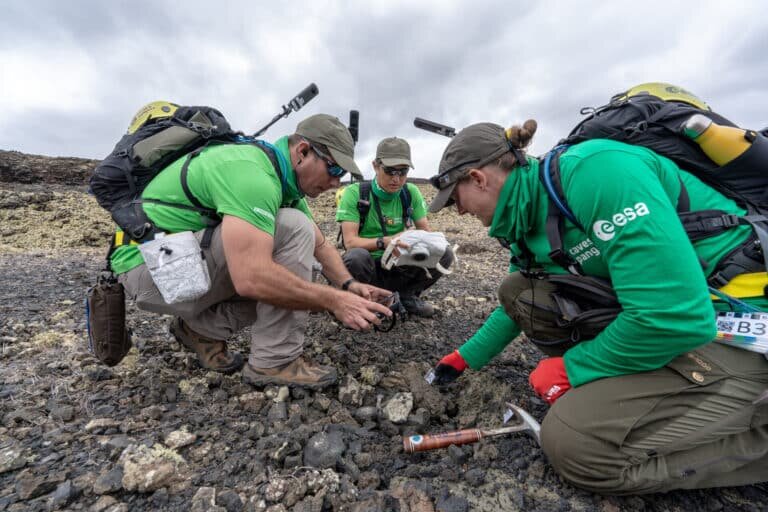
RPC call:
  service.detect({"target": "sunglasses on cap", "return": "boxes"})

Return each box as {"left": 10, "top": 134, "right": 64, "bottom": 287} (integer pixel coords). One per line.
{"left": 381, "top": 165, "right": 409, "bottom": 177}
{"left": 309, "top": 144, "right": 347, "bottom": 178}
{"left": 429, "top": 160, "right": 476, "bottom": 190}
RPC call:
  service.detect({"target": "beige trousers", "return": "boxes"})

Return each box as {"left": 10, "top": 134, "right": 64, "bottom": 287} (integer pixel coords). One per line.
{"left": 119, "top": 208, "right": 316, "bottom": 368}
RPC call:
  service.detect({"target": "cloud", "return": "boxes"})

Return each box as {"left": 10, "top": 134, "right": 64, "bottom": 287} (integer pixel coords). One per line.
{"left": 0, "top": 0, "right": 766, "bottom": 176}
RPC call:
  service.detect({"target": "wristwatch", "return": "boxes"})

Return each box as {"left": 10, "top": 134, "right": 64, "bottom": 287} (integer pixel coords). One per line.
{"left": 341, "top": 278, "right": 357, "bottom": 291}
{"left": 376, "top": 237, "right": 385, "bottom": 250}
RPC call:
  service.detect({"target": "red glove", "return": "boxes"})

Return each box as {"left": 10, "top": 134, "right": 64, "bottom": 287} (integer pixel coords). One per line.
{"left": 432, "top": 350, "right": 469, "bottom": 385}
{"left": 529, "top": 357, "right": 571, "bottom": 404}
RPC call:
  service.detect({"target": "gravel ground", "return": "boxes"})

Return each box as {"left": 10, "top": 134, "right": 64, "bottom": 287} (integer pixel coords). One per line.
{"left": 0, "top": 181, "right": 766, "bottom": 511}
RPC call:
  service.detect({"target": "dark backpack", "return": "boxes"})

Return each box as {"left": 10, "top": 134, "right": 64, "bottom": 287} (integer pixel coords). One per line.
{"left": 91, "top": 105, "right": 282, "bottom": 243}
{"left": 533, "top": 91, "right": 768, "bottom": 287}
{"left": 338, "top": 181, "right": 414, "bottom": 249}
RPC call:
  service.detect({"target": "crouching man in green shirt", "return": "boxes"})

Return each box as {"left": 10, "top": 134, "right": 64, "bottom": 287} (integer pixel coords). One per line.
{"left": 336, "top": 137, "right": 453, "bottom": 317}
{"left": 112, "top": 114, "right": 392, "bottom": 389}
{"left": 427, "top": 121, "right": 768, "bottom": 494}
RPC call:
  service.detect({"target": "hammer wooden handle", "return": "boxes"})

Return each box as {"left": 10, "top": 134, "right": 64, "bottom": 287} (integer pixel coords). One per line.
{"left": 403, "top": 429, "right": 483, "bottom": 453}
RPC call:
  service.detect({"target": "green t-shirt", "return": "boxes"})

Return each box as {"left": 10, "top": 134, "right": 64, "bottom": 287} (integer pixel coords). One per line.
{"left": 457, "top": 139, "right": 767, "bottom": 387}
{"left": 335, "top": 180, "right": 427, "bottom": 257}
{"left": 110, "top": 137, "right": 312, "bottom": 274}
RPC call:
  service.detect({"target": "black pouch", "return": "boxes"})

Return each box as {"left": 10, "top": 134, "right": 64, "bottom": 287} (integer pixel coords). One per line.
{"left": 519, "top": 274, "right": 622, "bottom": 356}
{"left": 85, "top": 272, "right": 132, "bottom": 366}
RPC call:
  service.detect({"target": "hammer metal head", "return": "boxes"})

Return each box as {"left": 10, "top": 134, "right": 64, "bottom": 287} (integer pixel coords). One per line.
{"left": 504, "top": 402, "right": 542, "bottom": 445}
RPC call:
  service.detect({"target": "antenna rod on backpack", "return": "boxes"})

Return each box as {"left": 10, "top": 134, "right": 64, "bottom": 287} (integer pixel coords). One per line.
{"left": 414, "top": 117, "right": 456, "bottom": 138}
{"left": 349, "top": 110, "right": 360, "bottom": 144}
{"left": 253, "top": 83, "right": 320, "bottom": 137}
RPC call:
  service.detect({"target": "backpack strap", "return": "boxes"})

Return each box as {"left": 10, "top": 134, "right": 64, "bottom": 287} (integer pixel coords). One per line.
{"left": 357, "top": 181, "right": 372, "bottom": 234}
{"left": 400, "top": 185, "right": 414, "bottom": 228}
{"left": 371, "top": 193, "right": 389, "bottom": 238}
{"left": 540, "top": 146, "right": 583, "bottom": 274}
{"left": 179, "top": 145, "right": 222, "bottom": 227}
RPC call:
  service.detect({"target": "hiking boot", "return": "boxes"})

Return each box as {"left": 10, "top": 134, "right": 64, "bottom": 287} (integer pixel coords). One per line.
{"left": 242, "top": 356, "right": 338, "bottom": 389}
{"left": 401, "top": 295, "right": 435, "bottom": 318}
{"left": 169, "top": 318, "right": 244, "bottom": 374}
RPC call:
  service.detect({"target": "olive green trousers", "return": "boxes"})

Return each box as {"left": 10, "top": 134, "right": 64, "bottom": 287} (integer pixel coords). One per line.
{"left": 499, "top": 272, "right": 768, "bottom": 494}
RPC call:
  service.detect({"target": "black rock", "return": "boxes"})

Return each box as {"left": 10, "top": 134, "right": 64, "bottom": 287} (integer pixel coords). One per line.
{"left": 354, "top": 407, "right": 377, "bottom": 422}
{"left": 447, "top": 444, "right": 470, "bottom": 465}
{"left": 245, "top": 423, "right": 265, "bottom": 440}
{"left": 435, "top": 489, "right": 469, "bottom": 512}
{"left": 86, "top": 367, "right": 113, "bottom": 382}
{"left": 407, "top": 408, "right": 430, "bottom": 428}
{"left": 391, "top": 458, "right": 407, "bottom": 471}
{"left": 150, "top": 488, "right": 169, "bottom": 507}
{"left": 267, "top": 402, "right": 287, "bottom": 422}
{"left": 303, "top": 431, "right": 345, "bottom": 469}
{"left": 463, "top": 468, "right": 485, "bottom": 486}
{"left": 378, "top": 420, "right": 399, "bottom": 437}
{"left": 49, "top": 480, "right": 78, "bottom": 510}
{"left": 291, "top": 387, "right": 308, "bottom": 400}
{"left": 164, "top": 385, "right": 178, "bottom": 403}
{"left": 93, "top": 467, "right": 123, "bottom": 495}
{"left": 0, "top": 495, "right": 16, "bottom": 509}
{"left": 283, "top": 454, "right": 303, "bottom": 469}
{"left": 217, "top": 489, "right": 243, "bottom": 512}
{"left": 93, "top": 405, "right": 116, "bottom": 416}
{"left": 212, "top": 389, "right": 229, "bottom": 402}
{"left": 338, "top": 457, "right": 360, "bottom": 480}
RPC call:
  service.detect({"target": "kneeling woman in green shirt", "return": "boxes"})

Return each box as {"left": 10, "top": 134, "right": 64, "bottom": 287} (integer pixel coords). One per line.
{"left": 427, "top": 120, "right": 768, "bottom": 494}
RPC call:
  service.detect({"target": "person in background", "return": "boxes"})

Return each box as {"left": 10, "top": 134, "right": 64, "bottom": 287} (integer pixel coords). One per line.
{"left": 336, "top": 137, "right": 453, "bottom": 318}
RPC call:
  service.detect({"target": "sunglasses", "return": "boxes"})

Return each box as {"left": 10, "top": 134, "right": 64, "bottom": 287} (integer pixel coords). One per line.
{"left": 382, "top": 165, "right": 409, "bottom": 177}
{"left": 310, "top": 144, "right": 346, "bottom": 178}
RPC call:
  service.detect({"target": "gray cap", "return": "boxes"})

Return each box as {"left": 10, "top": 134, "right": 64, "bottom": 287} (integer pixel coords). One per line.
{"left": 376, "top": 137, "right": 414, "bottom": 168}
{"left": 428, "top": 122, "right": 509, "bottom": 213}
{"left": 295, "top": 114, "right": 362, "bottom": 179}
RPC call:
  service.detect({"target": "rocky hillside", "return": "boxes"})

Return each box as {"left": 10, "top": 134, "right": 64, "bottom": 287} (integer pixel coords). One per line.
{"left": 0, "top": 151, "right": 765, "bottom": 511}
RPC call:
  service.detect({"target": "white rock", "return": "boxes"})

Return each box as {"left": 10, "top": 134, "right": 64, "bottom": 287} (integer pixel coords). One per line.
{"left": 275, "top": 386, "right": 290, "bottom": 403}
{"left": 119, "top": 444, "right": 187, "bottom": 493}
{"left": 264, "top": 477, "right": 288, "bottom": 502}
{"left": 85, "top": 418, "right": 121, "bottom": 433}
{"left": 0, "top": 446, "right": 26, "bottom": 474}
{"left": 383, "top": 393, "right": 413, "bottom": 424}
{"left": 164, "top": 429, "right": 197, "bottom": 450}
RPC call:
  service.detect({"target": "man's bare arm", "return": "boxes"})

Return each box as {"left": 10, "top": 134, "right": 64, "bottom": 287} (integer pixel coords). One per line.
{"left": 221, "top": 215, "right": 389, "bottom": 329}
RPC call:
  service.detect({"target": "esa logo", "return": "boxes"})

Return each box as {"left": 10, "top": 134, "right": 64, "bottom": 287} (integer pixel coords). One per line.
{"left": 592, "top": 202, "right": 650, "bottom": 241}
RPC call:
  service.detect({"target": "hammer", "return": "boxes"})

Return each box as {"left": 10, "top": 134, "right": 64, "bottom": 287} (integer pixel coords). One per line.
{"left": 402, "top": 402, "right": 541, "bottom": 453}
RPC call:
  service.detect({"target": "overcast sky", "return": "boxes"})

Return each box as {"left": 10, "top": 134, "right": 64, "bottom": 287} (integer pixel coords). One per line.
{"left": 1, "top": 0, "right": 766, "bottom": 179}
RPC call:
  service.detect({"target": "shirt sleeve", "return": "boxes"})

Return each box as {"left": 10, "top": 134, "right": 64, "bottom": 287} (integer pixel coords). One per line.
{"left": 561, "top": 148, "right": 716, "bottom": 387}
{"left": 336, "top": 184, "right": 361, "bottom": 223}
{"left": 458, "top": 306, "right": 522, "bottom": 369}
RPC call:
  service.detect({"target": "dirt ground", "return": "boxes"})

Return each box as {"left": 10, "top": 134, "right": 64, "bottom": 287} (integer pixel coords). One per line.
{"left": 0, "top": 177, "right": 766, "bottom": 511}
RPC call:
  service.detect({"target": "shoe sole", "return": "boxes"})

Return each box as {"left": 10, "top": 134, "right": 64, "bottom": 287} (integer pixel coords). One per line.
{"left": 242, "top": 372, "right": 337, "bottom": 390}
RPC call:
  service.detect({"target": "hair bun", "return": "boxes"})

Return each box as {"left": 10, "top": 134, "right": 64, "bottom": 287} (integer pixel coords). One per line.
{"left": 505, "top": 119, "right": 538, "bottom": 149}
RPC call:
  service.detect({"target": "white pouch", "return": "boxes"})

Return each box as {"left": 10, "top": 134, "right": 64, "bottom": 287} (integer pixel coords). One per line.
{"left": 138, "top": 231, "right": 211, "bottom": 304}
{"left": 381, "top": 230, "right": 457, "bottom": 277}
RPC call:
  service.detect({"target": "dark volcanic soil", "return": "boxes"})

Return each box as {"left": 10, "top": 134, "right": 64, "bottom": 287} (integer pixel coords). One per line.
{"left": 0, "top": 174, "right": 766, "bottom": 510}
